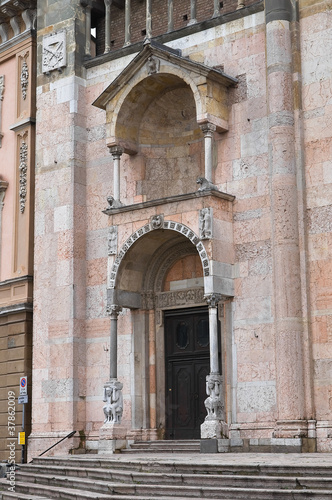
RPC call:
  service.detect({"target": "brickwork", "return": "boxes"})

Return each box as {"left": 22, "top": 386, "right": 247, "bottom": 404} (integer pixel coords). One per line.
{"left": 95, "top": 0, "right": 259, "bottom": 55}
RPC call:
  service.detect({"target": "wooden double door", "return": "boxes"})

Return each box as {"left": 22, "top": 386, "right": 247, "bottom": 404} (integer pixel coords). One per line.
{"left": 165, "top": 307, "right": 210, "bottom": 440}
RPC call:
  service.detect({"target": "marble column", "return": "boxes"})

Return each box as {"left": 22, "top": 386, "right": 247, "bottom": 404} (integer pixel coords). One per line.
{"left": 99, "top": 305, "right": 126, "bottom": 453}
{"left": 167, "top": 0, "right": 174, "bottom": 32}
{"left": 201, "top": 293, "right": 225, "bottom": 438}
{"left": 265, "top": 0, "right": 306, "bottom": 437}
{"left": 212, "top": 0, "right": 219, "bottom": 18}
{"left": 124, "top": 0, "right": 131, "bottom": 46}
{"left": 104, "top": 0, "right": 112, "bottom": 53}
{"left": 146, "top": 0, "right": 152, "bottom": 39}
{"left": 84, "top": 3, "right": 91, "bottom": 56}
{"left": 200, "top": 123, "right": 216, "bottom": 184}
{"left": 187, "top": 0, "right": 197, "bottom": 25}
{"left": 109, "top": 146, "right": 123, "bottom": 207}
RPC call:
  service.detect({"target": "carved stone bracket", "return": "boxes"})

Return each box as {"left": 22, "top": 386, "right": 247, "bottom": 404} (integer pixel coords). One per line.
{"left": 103, "top": 379, "right": 124, "bottom": 424}
{"left": 199, "top": 207, "right": 213, "bottom": 239}
{"left": 204, "top": 374, "right": 225, "bottom": 421}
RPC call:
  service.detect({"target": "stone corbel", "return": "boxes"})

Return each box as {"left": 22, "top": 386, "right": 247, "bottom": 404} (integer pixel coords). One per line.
{"left": 10, "top": 16, "right": 20, "bottom": 37}
{"left": 0, "top": 23, "right": 9, "bottom": 43}
{"left": 22, "top": 9, "right": 36, "bottom": 31}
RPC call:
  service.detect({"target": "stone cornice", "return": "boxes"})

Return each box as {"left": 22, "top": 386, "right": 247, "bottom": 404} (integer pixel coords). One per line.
{"left": 0, "top": 274, "right": 33, "bottom": 287}
{"left": 103, "top": 189, "right": 235, "bottom": 215}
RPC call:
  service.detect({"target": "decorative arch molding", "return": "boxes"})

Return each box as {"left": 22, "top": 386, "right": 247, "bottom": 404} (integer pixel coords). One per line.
{"left": 109, "top": 219, "right": 210, "bottom": 290}
{"left": 93, "top": 40, "right": 237, "bottom": 154}
{"left": 144, "top": 240, "right": 197, "bottom": 293}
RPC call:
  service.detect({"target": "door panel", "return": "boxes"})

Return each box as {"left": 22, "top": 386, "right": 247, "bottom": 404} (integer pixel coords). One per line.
{"left": 165, "top": 308, "right": 210, "bottom": 440}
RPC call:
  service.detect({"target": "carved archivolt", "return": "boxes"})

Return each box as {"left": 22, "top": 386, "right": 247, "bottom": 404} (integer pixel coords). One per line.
{"left": 109, "top": 220, "right": 210, "bottom": 289}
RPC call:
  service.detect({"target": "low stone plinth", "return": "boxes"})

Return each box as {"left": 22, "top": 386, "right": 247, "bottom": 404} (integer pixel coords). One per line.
{"left": 98, "top": 422, "right": 127, "bottom": 454}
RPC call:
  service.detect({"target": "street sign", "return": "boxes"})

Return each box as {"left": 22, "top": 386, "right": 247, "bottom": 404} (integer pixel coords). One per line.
{"left": 18, "top": 395, "right": 28, "bottom": 404}
{"left": 18, "top": 432, "right": 25, "bottom": 445}
{"left": 20, "top": 376, "right": 27, "bottom": 396}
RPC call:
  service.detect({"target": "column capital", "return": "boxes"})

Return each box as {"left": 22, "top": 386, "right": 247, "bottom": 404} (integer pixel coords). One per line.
{"left": 107, "top": 304, "right": 122, "bottom": 319}
{"left": 200, "top": 122, "right": 216, "bottom": 137}
{"left": 108, "top": 146, "right": 124, "bottom": 159}
{"left": 204, "top": 293, "right": 223, "bottom": 308}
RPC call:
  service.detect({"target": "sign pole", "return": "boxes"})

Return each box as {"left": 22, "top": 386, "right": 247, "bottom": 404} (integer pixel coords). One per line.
{"left": 21, "top": 402, "right": 25, "bottom": 463}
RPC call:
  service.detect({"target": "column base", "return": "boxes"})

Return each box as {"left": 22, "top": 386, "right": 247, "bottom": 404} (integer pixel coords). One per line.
{"left": 98, "top": 422, "right": 127, "bottom": 454}
{"left": 201, "top": 419, "right": 223, "bottom": 439}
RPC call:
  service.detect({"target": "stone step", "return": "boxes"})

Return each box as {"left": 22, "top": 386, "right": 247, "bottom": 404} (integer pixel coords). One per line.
{"left": 10, "top": 479, "right": 332, "bottom": 500}
{"left": 125, "top": 440, "right": 201, "bottom": 452}
{"left": 16, "top": 465, "right": 332, "bottom": 491}
{"left": 31, "top": 455, "right": 332, "bottom": 478}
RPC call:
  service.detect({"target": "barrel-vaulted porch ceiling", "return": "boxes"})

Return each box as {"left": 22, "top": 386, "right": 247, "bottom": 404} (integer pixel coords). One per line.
{"left": 93, "top": 40, "right": 237, "bottom": 154}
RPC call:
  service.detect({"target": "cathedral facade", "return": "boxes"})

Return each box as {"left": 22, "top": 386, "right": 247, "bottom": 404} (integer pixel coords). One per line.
{"left": 1, "top": 0, "right": 331, "bottom": 460}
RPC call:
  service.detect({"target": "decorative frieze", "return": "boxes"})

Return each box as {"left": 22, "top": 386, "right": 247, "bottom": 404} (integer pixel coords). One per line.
{"left": 156, "top": 288, "right": 204, "bottom": 309}
{"left": 20, "top": 60, "right": 29, "bottom": 100}
{"left": 109, "top": 220, "right": 210, "bottom": 288}
{"left": 19, "top": 140, "right": 28, "bottom": 214}
{"left": 42, "top": 31, "right": 66, "bottom": 74}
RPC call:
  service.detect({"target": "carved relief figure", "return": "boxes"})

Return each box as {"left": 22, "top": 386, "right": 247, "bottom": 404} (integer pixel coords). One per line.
{"left": 151, "top": 214, "right": 164, "bottom": 229}
{"left": 147, "top": 56, "right": 160, "bottom": 75}
{"left": 108, "top": 225, "right": 118, "bottom": 255}
{"left": 204, "top": 375, "right": 224, "bottom": 421}
{"left": 199, "top": 207, "right": 212, "bottom": 239}
{"left": 103, "top": 380, "right": 123, "bottom": 424}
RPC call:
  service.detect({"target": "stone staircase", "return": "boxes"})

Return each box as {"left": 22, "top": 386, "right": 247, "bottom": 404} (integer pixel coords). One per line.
{"left": 1, "top": 451, "right": 332, "bottom": 499}
{"left": 122, "top": 439, "right": 201, "bottom": 453}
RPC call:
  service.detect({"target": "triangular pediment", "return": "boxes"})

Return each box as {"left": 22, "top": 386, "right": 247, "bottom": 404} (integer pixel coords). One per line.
{"left": 93, "top": 40, "right": 237, "bottom": 111}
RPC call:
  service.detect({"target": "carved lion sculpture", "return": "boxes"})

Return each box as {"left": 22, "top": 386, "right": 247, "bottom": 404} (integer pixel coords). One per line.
{"left": 196, "top": 177, "right": 218, "bottom": 192}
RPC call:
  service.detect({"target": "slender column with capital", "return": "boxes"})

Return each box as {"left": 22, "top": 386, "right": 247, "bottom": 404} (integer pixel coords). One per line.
{"left": 108, "top": 304, "right": 122, "bottom": 380}
{"left": 124, "top": 0, "right": 131, "bottom": 46}
{"left": 201, "top": 293, "right": 225, "bottom": 438}
{"left": 167, "top": 0, "right": 174, "bottom": 32}
{"left": 146, "top": 0, "right": 152, "bottom": 39}
{"left": 187, "top": 0, "right": 197, "bottom": 25}
{"left": 237, "top": 0, "right": 245, "bottom": 8}
{"left": 104, "top": 0, "right": 112, "bottom": 53}
{"left": 109, "top": 146, "right": 123, "bottom": 206}
{"left": 200, "top": 123, "right": 216, "bottom": 183}
{"left": 84, "top": 3, "right": 91, "bottom": 56}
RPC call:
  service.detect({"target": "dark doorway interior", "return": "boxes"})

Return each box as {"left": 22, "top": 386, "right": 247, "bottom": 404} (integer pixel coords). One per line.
{"left": 165, "top": 307, "right": 210, "bottom": 439}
